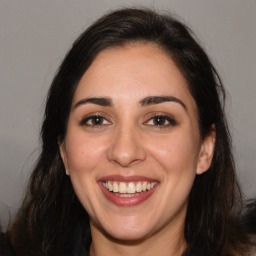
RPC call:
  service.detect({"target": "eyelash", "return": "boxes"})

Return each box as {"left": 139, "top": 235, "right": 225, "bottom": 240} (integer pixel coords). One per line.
{"left": 145, "top": 115, "right": 177, "bottom": 128}
{"left": 80, "top": 114, "right": 177, "bottom": 128}
{"left": 80, "top": 115, "right": 111, "bottom": 127}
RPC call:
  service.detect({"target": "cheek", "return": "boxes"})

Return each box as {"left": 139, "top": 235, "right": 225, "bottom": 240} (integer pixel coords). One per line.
{"left": 65, "top": 134, "right": 107, "bottom": 174}
{"left": 64, "top": 134, "right": 108, "bottom": 214}
{"left": 148, "top": 132, "right": 200, "bottom": 174}
{"left": 147, "top": 133, "right": 199, "bottom": 217}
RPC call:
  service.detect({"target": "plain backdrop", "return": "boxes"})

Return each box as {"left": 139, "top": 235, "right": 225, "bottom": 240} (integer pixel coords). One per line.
{"left": 1, "top": 0, "right": 256, "bottom": 228}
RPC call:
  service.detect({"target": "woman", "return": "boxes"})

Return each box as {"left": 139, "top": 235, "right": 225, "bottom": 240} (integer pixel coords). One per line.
{"left": 1, "top": 8, "right": 255, "bottom": 256}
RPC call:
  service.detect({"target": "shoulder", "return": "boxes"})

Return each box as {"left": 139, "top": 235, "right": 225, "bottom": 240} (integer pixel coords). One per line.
{"left": 0, "top": 232, "right": 15, "bottom": 256}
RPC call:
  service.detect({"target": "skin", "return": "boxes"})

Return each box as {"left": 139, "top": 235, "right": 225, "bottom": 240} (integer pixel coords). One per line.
{"left": 60, "top": 43, "right": 215, "bottom": 256}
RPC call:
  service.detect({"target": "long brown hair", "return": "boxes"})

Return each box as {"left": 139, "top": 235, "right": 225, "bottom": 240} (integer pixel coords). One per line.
{"left": 6, "top": 8, "right": 255, "bottom": 255}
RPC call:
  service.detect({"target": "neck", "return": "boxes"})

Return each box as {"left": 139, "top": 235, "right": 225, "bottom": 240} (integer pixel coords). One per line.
{"left": 89, "top": 220, "right": 186, "bottom": 256}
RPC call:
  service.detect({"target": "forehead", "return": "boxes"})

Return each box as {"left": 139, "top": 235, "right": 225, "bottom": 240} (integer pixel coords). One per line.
{"left": 73, "top": 43, "right": 197, "bottom": 112}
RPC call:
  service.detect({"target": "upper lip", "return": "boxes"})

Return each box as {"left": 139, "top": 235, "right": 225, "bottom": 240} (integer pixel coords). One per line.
{"left": 99, "top": 175, "right": 159, "bottom": 183}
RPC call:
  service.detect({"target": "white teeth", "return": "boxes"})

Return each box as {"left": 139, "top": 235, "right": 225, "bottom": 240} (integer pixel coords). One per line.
{"left": 119, "top": 182, "right": 127, "bottom": 193}
{"left": 103, "top": 181, "right": 157, "bottom": 194}
{"left": 113, "top": 192, "right": 141, "bottom": 197}
{"left": 127, "top": 182, "right": 136, "bottom": 194}
{"left": 113, "top": 182, "right": 118, "bottom": 192}
{"left": 136, "top": 182, "right": 142, "bottom": 192}
{"left": 108, "top": 181, "right": 113, "bottom": 192}
{"left": 142, "top": 182, "right": 147, "bottom": 191}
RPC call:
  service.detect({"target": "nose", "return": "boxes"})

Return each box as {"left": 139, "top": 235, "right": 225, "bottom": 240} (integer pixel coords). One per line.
{"left": 107, "top": 125, "right": 147, "bottom": 167}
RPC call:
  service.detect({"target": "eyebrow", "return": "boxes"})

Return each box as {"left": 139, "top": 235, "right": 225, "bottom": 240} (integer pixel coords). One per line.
{"left": 73, "top": 95, "right": 186, "bottom": 110}
{"left": 140, "top": 96, "right": 187, "bottom": 110}
{"left": 74, "top": 97, "right": 113, "bottom": 108}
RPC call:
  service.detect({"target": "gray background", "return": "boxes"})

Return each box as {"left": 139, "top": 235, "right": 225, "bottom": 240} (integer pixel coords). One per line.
{"left": 1, "top": 0, "right": 256, "bottom": 228}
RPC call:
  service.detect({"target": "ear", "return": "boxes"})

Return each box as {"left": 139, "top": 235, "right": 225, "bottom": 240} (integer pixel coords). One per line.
{"left": 59, "top": 141, "right": 70, "bottom": 175}
{"left": 196, "top": 125, "right": 216, "bottom": 175}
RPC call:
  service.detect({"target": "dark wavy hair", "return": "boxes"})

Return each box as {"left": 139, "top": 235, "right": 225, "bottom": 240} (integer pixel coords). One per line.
{"left": 6, "top": 8, "right": 254, "bottom": 255}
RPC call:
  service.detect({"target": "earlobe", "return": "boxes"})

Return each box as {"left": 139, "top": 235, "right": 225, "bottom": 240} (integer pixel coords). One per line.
{"left": 196, "top": 125, "right": 216, "bottom": 175}
{"left": 59, "top": 141, "right": 70, "bottom": 175}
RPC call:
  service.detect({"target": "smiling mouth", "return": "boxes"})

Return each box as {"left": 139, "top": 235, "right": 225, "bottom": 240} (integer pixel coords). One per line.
{"left": 102, "top": 181, "right": 157, "bottom": 197}
{"left": 99, "top": 176, "right": 159, "bottom": 206}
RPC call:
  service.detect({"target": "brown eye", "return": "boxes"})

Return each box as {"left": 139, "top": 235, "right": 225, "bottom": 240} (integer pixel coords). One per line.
{"left": 153, "top": 116, "right": 168, "bottom": 126}
{"left": 146, "top": 115, "right": 177, "bottom": 127}
{"left": 80, "top": 115, "right": 111, "bottom": 126}
{"left": 90, "top": 116, "right": 104, "bottom": 125}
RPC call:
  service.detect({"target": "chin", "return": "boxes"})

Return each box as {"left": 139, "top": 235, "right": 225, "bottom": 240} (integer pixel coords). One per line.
{"left": 100, "top": 220, "right": 156, "bottom": 242}
{"left": 107, "top": 228, "right": 151, "bottom": 242}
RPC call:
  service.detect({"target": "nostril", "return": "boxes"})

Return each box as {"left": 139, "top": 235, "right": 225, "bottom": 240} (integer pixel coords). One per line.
{"left": 106, "top": 129, "right": 147, "bottom": 166}
{"left": 107, "top": 144, "right": 147, "bottom": 167}
{"left": 111, "top": 157, "right": 144, "bottom": 167}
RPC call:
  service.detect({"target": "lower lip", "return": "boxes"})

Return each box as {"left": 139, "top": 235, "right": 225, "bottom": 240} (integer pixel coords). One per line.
{"left": 99, "top": 182, "right": 158, "bottom": 207}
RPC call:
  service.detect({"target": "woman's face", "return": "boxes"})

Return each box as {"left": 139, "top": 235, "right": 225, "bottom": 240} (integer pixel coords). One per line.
{"left": 60, "top": 43, "right": 214, "bottom": 241}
